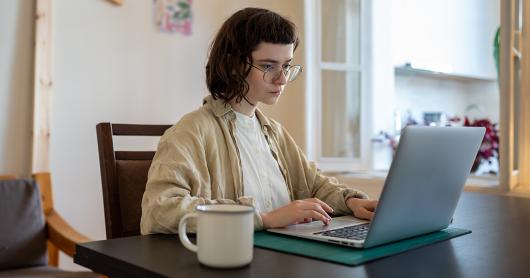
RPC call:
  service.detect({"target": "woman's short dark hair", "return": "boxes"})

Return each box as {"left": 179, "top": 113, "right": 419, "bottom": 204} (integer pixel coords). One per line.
{"left": 206, "top": 8, "right": 299, "bottom": 103}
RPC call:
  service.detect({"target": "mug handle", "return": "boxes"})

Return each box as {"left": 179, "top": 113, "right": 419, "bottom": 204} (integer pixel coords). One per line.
{"left": 178, "top": 212, "right": 198, "bottom": 253}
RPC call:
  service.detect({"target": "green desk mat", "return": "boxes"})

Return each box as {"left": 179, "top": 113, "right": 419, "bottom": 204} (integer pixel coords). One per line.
{"left": 254, "top": 227, "right": 470, "bottom": 266}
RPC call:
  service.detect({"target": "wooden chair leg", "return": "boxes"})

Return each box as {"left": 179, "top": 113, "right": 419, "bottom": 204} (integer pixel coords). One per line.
{"left": 47, "top": 241, "right": 59, "bottom": 267}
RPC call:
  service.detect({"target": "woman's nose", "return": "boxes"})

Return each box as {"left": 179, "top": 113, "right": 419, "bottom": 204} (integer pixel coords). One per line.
{"left": 275, "top": 69, "right": 288, "bottom": 85}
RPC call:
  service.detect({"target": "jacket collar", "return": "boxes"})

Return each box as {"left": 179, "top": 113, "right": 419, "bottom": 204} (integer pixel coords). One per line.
{"left": 203, "top": 95, "right": 272, "bottom": 130}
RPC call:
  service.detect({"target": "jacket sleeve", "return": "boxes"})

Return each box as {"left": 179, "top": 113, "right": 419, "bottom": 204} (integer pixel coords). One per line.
{"left": 140, "top": 119, "right": 263, "bottom": 235}
{"left": 308, "top": 163, "right": 369, "bottom": 215}
{"left": 273, "top": 123, "right": 369, "bottom": 216}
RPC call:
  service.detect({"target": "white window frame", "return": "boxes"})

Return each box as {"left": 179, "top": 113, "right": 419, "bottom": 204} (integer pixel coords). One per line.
{"left": 499, "top": 0, "right": 530, "bottom": 193}
{"left": 304, "top": 0, "right": 373, "bottom": 172}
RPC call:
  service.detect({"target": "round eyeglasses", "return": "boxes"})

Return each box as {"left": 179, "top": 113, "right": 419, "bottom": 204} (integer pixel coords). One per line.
{"left": 248, "top": 63, "right": 303, "bottom": 83}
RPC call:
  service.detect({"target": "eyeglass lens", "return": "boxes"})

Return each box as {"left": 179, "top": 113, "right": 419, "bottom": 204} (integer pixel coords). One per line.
{"left": 264, "top": 65, "right": 301, "bottom": 83}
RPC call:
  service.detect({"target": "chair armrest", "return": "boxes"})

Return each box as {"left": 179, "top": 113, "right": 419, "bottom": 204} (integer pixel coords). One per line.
{"left": 46, "top": 209, "right": 91, "bottom": 257}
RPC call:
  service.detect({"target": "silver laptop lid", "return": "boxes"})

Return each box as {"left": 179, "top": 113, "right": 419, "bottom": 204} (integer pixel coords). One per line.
{"left": 363, "top": 126, "right": 485, "bottom": 248}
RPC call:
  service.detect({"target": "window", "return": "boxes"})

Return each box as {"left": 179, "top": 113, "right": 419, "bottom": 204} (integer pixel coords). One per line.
{"left": 305, "top": 0, "right": 371, "bottom": 171}
{"left": 499, "top": 0, "right": 530, "bottom": 192}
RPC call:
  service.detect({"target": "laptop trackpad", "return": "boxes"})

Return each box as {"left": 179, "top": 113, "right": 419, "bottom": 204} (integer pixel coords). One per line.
{"left": 268, "top": 216, "right": 368, "bottom": 234}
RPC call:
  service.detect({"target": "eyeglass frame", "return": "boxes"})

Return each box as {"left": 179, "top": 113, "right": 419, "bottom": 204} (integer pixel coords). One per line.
{"left": 246, "top": 62, "right": 303, "bottom": 83}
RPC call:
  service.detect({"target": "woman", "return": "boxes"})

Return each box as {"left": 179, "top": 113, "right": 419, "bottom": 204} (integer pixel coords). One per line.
{"left": 140, "top": 7, "right": 377, "bottom": 234}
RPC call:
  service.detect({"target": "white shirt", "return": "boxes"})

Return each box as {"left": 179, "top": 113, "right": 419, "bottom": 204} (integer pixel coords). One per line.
{"left": 233, "top": 110, "right": 291, "bottom": 213}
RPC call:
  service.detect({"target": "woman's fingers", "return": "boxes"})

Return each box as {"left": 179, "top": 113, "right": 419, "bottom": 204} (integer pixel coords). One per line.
{"left": 305, "top": 198, "right": 334, "bottom": 213}
{"left": 347, "top": 198, "right": 379, "bottom": 220}
{"left": 263, "top": 199, "right": 336, "bottom": 228}
{"left": 298, "top": 201, "right": 332, "bottom": 220}
{"left": 365, "top": 200, "right": 378, "bottom": 211}
{"left": 355, "top": 207, "right": 375, "bottom": 220}
{"left": 302, "top": 209, "right": 331, "bottom": 225}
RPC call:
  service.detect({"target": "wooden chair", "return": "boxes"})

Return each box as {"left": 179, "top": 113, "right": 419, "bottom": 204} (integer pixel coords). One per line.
{"left": 33, "top": 172, "right": 92, "bottom": 266}
{"left": 96, "top": 122, "right": 171, "bottom": 239}
{"left": 0, "top": 173, "right": 97, "bottom": 277}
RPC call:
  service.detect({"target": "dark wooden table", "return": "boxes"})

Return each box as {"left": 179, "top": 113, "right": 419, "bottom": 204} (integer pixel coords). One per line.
{"left": 74, "top": 192, "right": 530, "bottom": 278}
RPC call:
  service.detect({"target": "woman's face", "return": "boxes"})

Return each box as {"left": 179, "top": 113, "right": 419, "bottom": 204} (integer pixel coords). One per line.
{"left": 245, "top": 42, "right": 294, "bottom": 106}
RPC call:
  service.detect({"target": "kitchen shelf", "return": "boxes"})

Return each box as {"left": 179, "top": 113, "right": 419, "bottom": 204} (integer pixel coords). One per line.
{"left": 395, "top": 65, "right": 497, "bottom": 82}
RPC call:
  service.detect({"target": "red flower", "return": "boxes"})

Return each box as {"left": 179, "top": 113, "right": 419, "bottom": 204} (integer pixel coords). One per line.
{"left": 464, "top": 117, "right": 499, "bottom": 172}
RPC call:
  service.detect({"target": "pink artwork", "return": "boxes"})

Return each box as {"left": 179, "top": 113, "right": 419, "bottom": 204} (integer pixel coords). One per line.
{"left": 153, "top": 0, "right": 192, "bottom": 35}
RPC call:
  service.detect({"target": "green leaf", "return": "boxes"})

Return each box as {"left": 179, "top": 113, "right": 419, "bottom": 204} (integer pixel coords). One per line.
{"left": 493, "top": 27, "right": 500, "bottom": 78}
{"left": 178, "top": 2, "right": 189, "bottom": 9}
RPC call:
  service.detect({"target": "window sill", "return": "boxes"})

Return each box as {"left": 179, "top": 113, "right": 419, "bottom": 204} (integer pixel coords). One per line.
{"left": 328, "top": 171, "right": 500, "bottom": 199}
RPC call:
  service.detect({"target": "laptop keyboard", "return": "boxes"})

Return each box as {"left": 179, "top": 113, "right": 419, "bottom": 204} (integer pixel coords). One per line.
{"left": 314, "top": 223, "right": 370, "bottom": 241}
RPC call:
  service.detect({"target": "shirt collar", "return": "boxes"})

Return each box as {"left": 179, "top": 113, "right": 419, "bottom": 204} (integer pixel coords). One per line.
{"left": 203, "top": 95, "right": 272, "bottom": 130}
{"left": 233, "top": 109, "right": 257, "bottom": 128}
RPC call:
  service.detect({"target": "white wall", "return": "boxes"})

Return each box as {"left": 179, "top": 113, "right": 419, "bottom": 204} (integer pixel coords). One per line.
{"left": 392, "top": 0, "right": 499, "bottom": 79}
{"left": 1, "top": 0, "right": 305, "bottom": 271}
{"left": 395, "top": 75, "right": 499, "bottom": 125}
{"left": 391, "top": 0, "right": 500, "bottom": 126}
{"left": 0, "top": 0, "right": 34, "bottom": 178}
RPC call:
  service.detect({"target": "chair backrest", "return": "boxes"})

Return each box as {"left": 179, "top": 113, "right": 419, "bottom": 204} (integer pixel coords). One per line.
{"left": 0, "top": 179, "right": 47, "bottom": 269}
{"left": 96, "top": 122, "right": 171, "bottom": 239}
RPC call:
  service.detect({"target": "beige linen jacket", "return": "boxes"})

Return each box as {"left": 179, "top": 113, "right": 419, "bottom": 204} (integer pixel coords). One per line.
{"left": 140, "top": 96, "right": 368, "bottom": 234}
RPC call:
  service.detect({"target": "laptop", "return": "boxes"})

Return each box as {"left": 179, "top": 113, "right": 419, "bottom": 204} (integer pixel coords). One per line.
{"left": 268, "top": 126, "right": 485, "bottom": 248}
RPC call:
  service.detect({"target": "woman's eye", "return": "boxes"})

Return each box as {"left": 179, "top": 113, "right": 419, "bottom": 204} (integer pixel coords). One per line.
{"left": 261, "top": 64, "right": 274, "bottom": 71}
{"left": 282, "top": 64, "right": 291, "bottom": 70}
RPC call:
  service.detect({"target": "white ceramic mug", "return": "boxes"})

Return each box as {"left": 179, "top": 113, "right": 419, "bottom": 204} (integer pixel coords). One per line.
{"left": 178, "top": 204, "right": 254, "bottom": 268}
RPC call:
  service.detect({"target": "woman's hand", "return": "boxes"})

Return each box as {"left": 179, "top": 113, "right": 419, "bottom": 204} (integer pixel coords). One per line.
{"left": 346, "top": 198, "right": 378, "bottom": 220}
{"left": 260, "top": 198, "right": 334, "bottom": 229}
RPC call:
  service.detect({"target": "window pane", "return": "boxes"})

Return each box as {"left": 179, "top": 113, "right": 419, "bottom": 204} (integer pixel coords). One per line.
{"left": 321, "top": 0, "right": 361, "bottom": 64}
{"left": 321, "top": 70, "right": 361, "bottom": 158}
